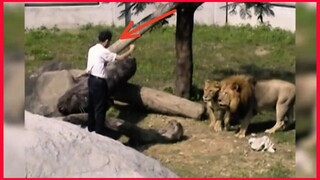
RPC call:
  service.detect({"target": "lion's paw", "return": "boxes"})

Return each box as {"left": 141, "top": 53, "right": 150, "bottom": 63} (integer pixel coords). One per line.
{"left": 209, "top": 122, "right": 215, "bottom": 129}
{"left": 213, "top": 121, "right": 223, "bottom": 132}
{"left": 265, "top": 128, "right": 276, "bottom": 134}
{"left": 235, "top": 132, "right": 246, "bottom": 138}
{"left": 224, "top": 124, "right": 231, "bottom": 131}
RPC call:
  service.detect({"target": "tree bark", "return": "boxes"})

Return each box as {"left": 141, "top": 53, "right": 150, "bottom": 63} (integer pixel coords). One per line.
{"left": 175, "top": 3, "right": 202, "bottom": 99}
{"left": 58, "top": 73, "right": 206, "bottom": 119}
{"left": 108, "top": 2, "right": 180, "bottom": 54}
{"left": 113, "top": 83, "right": 205, "bottom": 119}
{"left": 124, "top": 3, "right": 131, "bottom": 26}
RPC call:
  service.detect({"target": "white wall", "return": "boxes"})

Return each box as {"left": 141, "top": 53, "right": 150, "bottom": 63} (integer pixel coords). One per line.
{"left": 227, "top": 3, "right": 295, "bottom": 31}
{"left": 25, "top": 2, "right": 295, "bottom": 32}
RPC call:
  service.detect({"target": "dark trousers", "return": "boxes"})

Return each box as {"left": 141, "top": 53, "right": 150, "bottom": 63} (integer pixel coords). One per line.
{"left": 88, "top": 75, "right": 109, "bottom": 134}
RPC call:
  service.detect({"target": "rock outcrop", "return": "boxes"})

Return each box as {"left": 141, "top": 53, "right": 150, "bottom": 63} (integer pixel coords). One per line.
{"left": 24, "top": 111, "right": 178, "bottom": 178}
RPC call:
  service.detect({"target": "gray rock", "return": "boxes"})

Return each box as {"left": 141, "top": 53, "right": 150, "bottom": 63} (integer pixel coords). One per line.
{"left": 26, "top": 57, "right": 137, "bottom": 117}
{"left": 26, "top": 70, "right": 76, "bottom": 116}
{"left": 4, "top": 124, "right": 27, "bottom": 177}
{"left": 26, "top": 60, "right": 71, "bottom": 97}
{"left": 25, "top": 111, "right": 178, "bottom": 178}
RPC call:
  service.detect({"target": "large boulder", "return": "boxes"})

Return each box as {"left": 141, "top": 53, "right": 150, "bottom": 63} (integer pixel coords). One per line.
{"left": 25, "top": 111, "right": 178, "bottom": 178}
{"left": 26, "top": 70, "right": 76, "bottom": 117}
{"left": 4, "top": 124, "right": 26, "bottom": 177}
{"left": 26, "top": 60, "right": 71, "bottom": 97}
{"left": 26, "top": 57, "right": 137, "bottom": 117}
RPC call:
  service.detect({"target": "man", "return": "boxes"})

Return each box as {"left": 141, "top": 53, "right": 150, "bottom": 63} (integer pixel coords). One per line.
{"left": 86, "top": 29, "right": 135, "bottom": 134}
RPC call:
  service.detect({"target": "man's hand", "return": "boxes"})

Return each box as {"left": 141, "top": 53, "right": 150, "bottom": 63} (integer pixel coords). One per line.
{"left": 129, "top": 44, "right": 135, "bottom": 51}
{"left": 115, "top": 44, "right": 135, "bottom": 61}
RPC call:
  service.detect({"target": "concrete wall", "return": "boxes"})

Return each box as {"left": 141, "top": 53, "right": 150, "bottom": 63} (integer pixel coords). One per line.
{"left": 227, "top": 3, "right": 295, "bottom": 32}
{"left": 25, "top": 2, "right": 295, "bottom": 32}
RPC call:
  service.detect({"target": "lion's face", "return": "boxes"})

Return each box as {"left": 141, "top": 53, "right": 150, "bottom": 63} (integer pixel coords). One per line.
{"left": 218, "top": 82, "right": 241, "bottom": 112}
{"left": 203, "top": 80, "right": 220, "bottom": 102}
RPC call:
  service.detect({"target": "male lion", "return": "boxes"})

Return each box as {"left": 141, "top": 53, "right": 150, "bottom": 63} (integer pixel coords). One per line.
{"left": 218, "top": 75, "right": 257, "bottom": 138}
{"left": 202, "top": 80, "right": 230, "bottom": 131}
{"left": 254, "top": 79, "right": 295, "bottom": 133}
{"left": 218, "top": 76, "right": 296, "bottom": 137}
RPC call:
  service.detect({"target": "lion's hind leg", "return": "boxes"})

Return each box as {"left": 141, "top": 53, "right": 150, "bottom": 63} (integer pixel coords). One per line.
{"left": 284, "top": 97, "right": 295, "bottom": 130}
{"left": 265, "top": 100, "right": 288, "bottom": 134}
{"left": 282, "top": 103, "right": 295, "bottom": 131}
{"left": 265, "top": 120, "right": 285, "bottom": 134}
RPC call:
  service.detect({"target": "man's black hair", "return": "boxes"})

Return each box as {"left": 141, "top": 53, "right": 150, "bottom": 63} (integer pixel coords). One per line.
{"left": 98, "top": 30, "right": 112, "bottom": 42}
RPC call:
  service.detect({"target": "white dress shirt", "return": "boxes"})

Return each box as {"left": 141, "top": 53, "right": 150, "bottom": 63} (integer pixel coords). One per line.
{"left": 86, "top": 43, "right": 117, "bottom": 78}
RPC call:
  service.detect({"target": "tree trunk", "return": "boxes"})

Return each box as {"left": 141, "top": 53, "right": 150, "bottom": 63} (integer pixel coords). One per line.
{"left": 108, "top": 2, "right": 180, "bottom": 54}
{"left": 175, "top": 3, "right": 201, "bottom": 99}
{"left": 124, "top": 3, "right": 131, "bottom": 26}
{"left": 113, "top": 83, "right": 205, "bottom": 119}
{"left": 58, "top": 73, "right": 206, "bottom": 119}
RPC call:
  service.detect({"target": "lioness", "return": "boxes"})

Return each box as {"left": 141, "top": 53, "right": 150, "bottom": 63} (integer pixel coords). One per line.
{"left": 218, "top": 75, "right": 257, "bottom": 138}
{"left": 254, "top": 79, "right": 295, "bottom": 133}
{"left": 202, "top": 80, "right": 230, "bottom": 131}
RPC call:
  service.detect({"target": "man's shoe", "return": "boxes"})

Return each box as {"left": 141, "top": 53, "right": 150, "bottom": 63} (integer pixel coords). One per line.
{"left": 87, "top": 126, "right": 95, "bottom": 132}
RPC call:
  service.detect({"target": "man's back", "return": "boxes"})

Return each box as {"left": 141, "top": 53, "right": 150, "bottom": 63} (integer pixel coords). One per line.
{"left": 86, "top": 44, "right": 116, "bottom": 78}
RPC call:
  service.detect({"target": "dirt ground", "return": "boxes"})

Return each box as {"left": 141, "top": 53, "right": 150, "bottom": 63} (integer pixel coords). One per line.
{"left": 118, "top": 111, "right": 296, "bottom": 178}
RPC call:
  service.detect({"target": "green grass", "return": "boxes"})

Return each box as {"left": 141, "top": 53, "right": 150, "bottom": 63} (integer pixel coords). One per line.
{"left": 296, "top": 4, "right": 316, "bottom": 59}
{"left": 25, "top": 24, "right": 295, "bottom": 98}
{"left": 4, "top": 5, "right": 24, "bottom": 52}
{"left": 253, "top": 162, "right": 294, "bottom": 177}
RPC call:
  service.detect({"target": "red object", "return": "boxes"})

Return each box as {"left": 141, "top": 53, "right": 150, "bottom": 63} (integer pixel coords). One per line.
{"left": 120, "top": 9, "right": 177, "bottom": 39}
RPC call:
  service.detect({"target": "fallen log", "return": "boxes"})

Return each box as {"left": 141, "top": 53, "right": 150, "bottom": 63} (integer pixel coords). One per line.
{"left": 113, "top": 83, "right": 205, "bottom": 120}
{"left": 58, "top": 79, "right": 205, "bottom": 120}
{"left": 56, "top": 56, "right": 205, "bottom": 119}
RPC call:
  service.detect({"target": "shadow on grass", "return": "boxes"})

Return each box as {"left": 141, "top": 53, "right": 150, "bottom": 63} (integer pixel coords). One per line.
{"left": 211, "top": 64, "right": 295, "bottom": 82}
{"left": 228, "top": 118, "right": 295, "bottom": 135}
{"left": 103, "top": 103, "right": 149, "bottom": 141}
{"left": 128, "top": 135, "right": 190, "bottom": 152}
{"left": 248, "top": 120, "right": 295, "bottom": 134}
{"left": 114, "top": 104, "right": 149, "bottom": 125}
{"left": 247, "top": 120, "right": 276, "bottom": 134}
{"left": 109, "top": 102, "right": 189, "bottom": 150}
